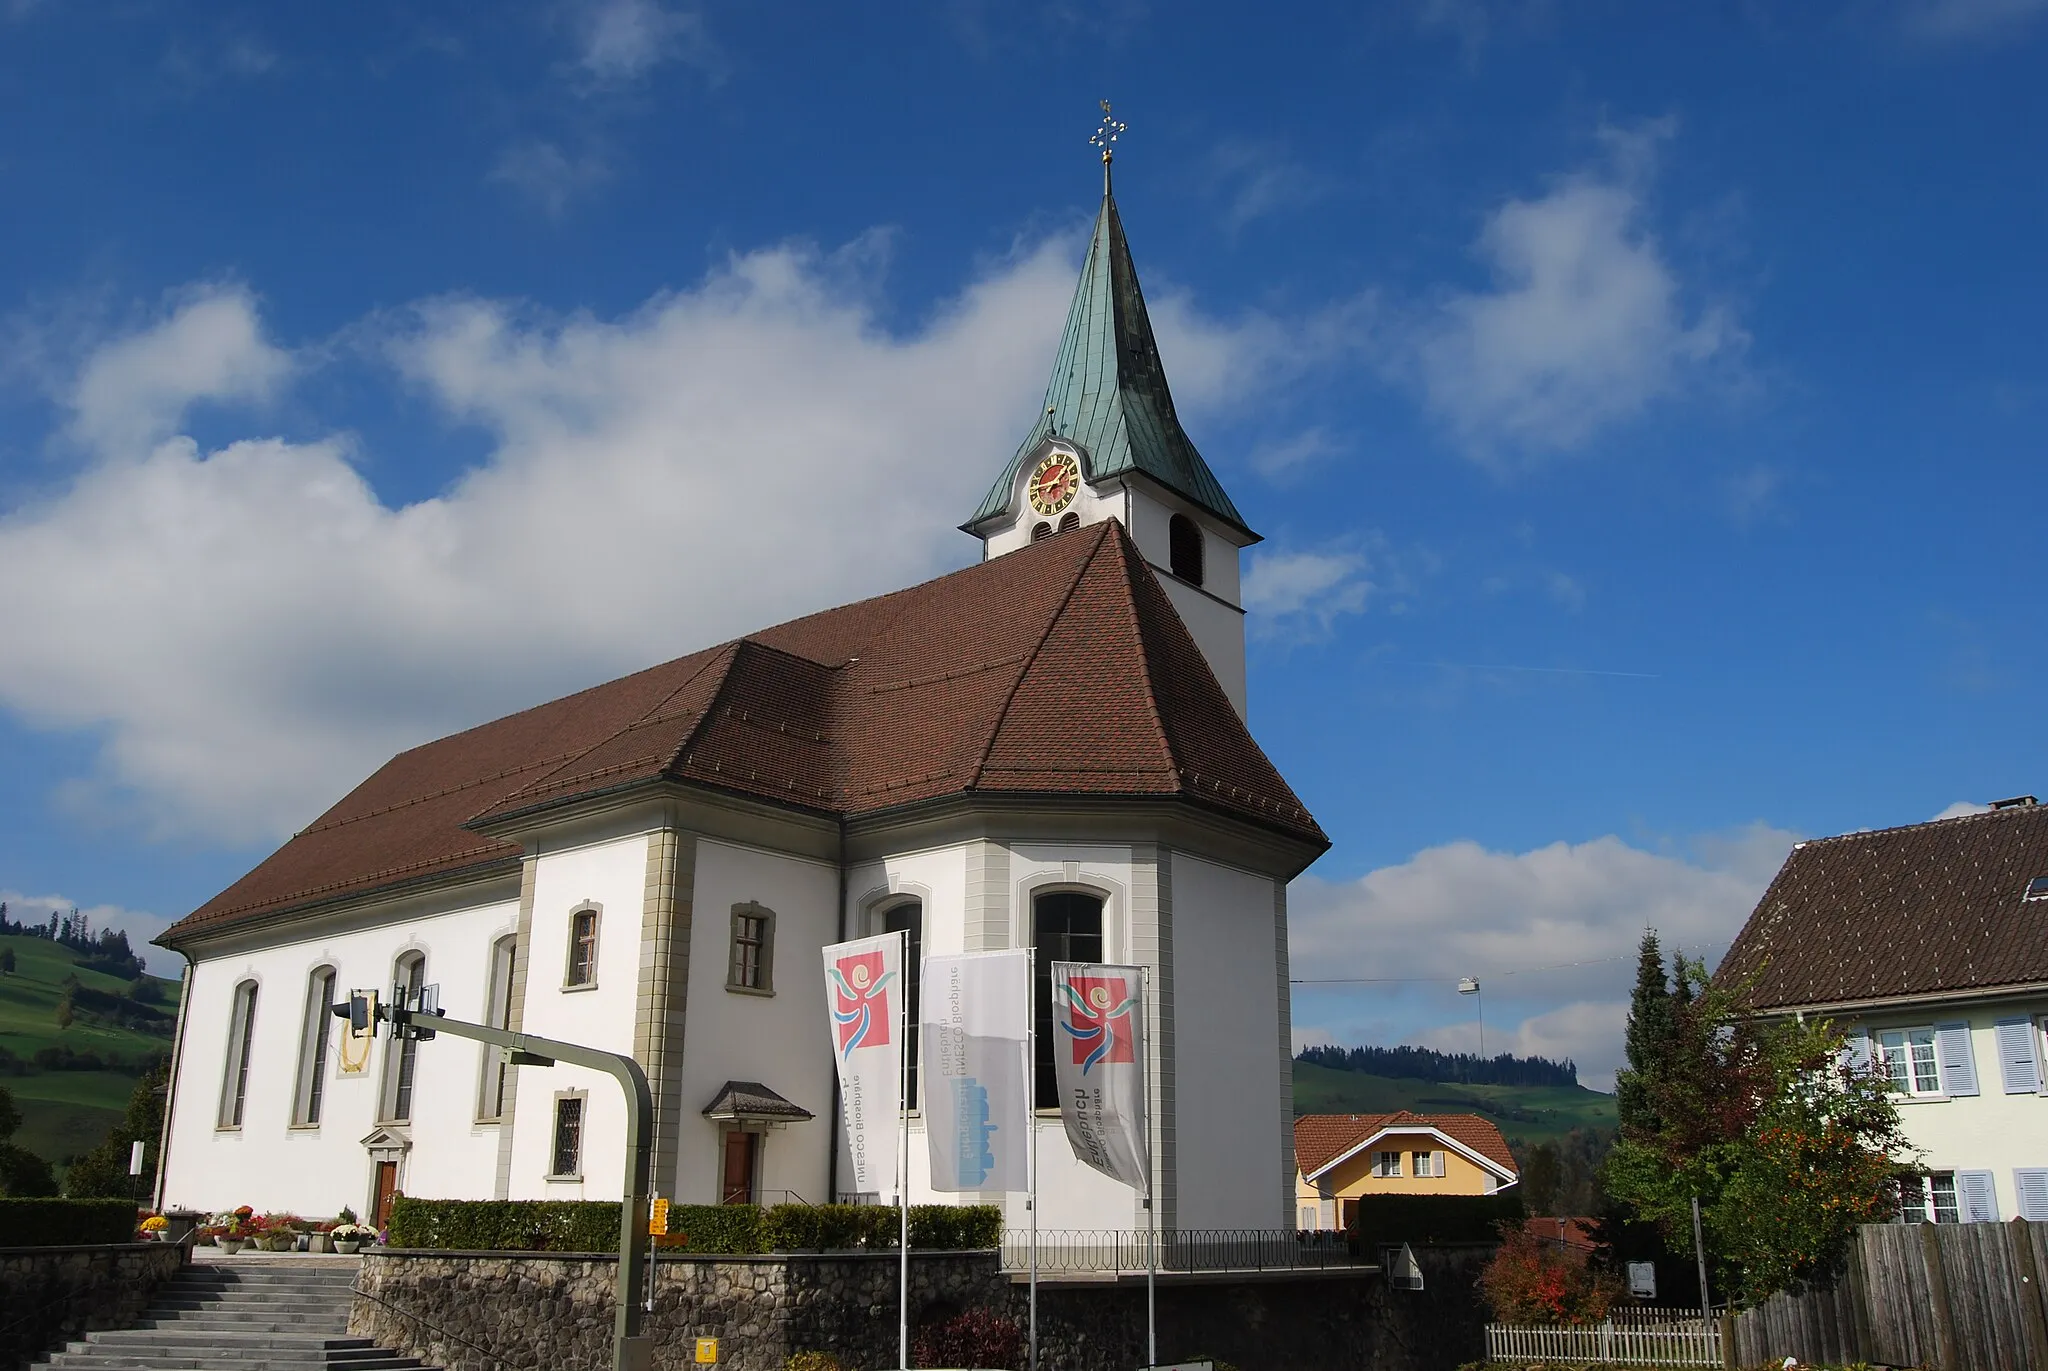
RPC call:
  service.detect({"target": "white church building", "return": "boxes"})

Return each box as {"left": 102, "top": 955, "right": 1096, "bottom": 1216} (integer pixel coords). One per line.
{"left": 153, "top": 172, "right": 1329, "bottom": 1237}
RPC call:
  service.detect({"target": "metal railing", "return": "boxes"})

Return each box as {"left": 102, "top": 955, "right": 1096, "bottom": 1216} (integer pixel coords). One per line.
{"left": 1002, "top": 1229, "right": 1371, "bottom": 1275}
{"left": 1485, "top": 1319, "right": 1722, "bottom": 1367}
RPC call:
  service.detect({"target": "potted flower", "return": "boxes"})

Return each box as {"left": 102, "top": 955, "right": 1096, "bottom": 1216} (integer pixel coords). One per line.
{"left": 140, "top": 1215, "right": 170, "bottom": 1242}
{"left": 211, "top": 1208, "right": 253, "bottom": 1255}
{"left": 305, "top": 1221, "right": 334, "bottom": 1254}
{"left": 329, "top": 1223, "right": 373, "bottom": 1255}
{"left": 257, "top": 1213, "right": 303, "bottom": 1252}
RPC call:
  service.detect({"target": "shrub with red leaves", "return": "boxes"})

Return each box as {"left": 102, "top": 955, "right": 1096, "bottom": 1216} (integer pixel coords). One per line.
{"left": 1477, "top": 1222, "right": 1621, "bottom": 1326}
{"left": 910, "top": 1307, "right": 1023, "bottom": 1370}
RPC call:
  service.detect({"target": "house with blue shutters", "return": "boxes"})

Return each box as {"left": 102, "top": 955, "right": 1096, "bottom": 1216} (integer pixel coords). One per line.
{"left": 1718, "top": 797, "right": 2048, "bottom": 1224}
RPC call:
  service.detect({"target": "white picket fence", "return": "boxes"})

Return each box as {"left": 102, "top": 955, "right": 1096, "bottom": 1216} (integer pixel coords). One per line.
{"left": 1484, "top": 1319, "right": 1723, "bottom": 1366}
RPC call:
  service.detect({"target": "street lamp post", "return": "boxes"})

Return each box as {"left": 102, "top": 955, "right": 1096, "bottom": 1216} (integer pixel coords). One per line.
{"left": 1457, "top": 977, "right": 1483, "bottom": 1057}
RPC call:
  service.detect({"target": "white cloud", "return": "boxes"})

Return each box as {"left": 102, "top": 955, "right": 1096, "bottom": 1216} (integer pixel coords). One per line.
{"left": 568, "top": 0, "right": 716, "bottom": 84}
{"left": 490, "top": 140, "right": 613, "bottom": 216}
{"left": 1251, "top": 427, "right": 1341, "bottom": 481}
{"left": 0, "top": 890, "right": 180, "bottom": 976}
{"left": 66, "top": 284, "right": 291, "bottom": 456}
{"left": 1210, "top": 139, "right": 1332, "bottom": 231}
{"left": 0, "top": 232, "right": 1292, "bottom": 844}
{"left": 1244, "top": 545, "right": 1375, "bottom": 641}
{"left": 1932, "top": 800, "right": 1992, "bottom": 820}
{"left": 1403, "top": 126, "right": 1741, "bottom": 459}
{"left": 1902, "top": 0, "right": 2047, "bottom": 38}
{"left": 1289, "top": 822, "right": 1798, "bottom": 1088}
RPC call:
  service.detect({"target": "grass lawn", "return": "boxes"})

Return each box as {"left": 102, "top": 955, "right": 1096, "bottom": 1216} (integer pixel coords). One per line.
{"left": 1, "top": 932, "right": 182, "bottom": 1167}
{"left": 1291, "top": 1060, "right": 1617, "bottom": 1147}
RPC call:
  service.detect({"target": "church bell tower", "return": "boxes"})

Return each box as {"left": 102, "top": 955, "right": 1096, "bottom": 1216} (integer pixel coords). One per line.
{"left": 960, "top": 106, "right": 1258, "bottom": 717}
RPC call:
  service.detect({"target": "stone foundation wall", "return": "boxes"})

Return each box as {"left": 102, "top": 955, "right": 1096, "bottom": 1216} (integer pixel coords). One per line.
{"left": 352, "top": 1246, "right": 1489, "bottom": 1371}
{"left": 0, "top": 1241, "right": 188, "bottom": 1371}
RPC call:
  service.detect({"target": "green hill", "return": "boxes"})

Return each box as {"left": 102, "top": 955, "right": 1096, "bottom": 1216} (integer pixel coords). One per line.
{"left": 0, "top": 932, "right": 183, "bottom": 1173}
{"left": 1290, "top": 1060, "right": 1616, "bottom": 1147}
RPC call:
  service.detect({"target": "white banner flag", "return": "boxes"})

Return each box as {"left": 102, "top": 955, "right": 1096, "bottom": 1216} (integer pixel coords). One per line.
{"left": 920, "top": 951, "right": 1031, "bottom": 1192}
{"left": 823, "top": 933, "right": 904, "bottom": 1197}
{"left": 1050, "top": 962, "right": 1149, "bottom": 1192}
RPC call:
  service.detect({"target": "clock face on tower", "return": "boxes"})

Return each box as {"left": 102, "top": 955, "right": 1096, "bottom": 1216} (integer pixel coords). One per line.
{"left": 1028, "top": 451, "right": 1081, "bottom": 517}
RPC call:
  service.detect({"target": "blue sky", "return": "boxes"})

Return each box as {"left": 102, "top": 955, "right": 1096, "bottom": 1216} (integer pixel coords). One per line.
{"left": 2, "top": 0, "right": 2044, "bottom": 1087}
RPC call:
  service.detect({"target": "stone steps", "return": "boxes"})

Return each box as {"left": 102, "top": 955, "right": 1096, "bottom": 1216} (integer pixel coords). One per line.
{"left": 27, "top": 1258, "right": 434, "bottom": 1371}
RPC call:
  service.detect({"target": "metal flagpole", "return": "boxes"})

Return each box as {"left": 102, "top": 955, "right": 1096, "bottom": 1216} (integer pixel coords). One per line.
{"left": 898, "top": 929, "right": 911, "bottom": 1371}
{"left": 1027, "top": 947, "right": 1039, "bottom": 1371}
{"left": 1143, "top": 965, "right": 1156, "bottom": 1370}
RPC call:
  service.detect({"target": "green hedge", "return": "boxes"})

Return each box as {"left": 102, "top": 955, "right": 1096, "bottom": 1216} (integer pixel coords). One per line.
{"left": 0, "top": 1198, "right": 139, "bottom": 1247}
{"left": 385, "top": 1198, "right": 1002, "bottom": 1254}
{"left": 386, "top": 1198, "right": 621, "bottom": 1252}
{"left": 1344, "top": 1192, "right": 1525, "bottom": 1250}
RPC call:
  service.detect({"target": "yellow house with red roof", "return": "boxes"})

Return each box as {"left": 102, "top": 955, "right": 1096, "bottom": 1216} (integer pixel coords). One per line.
{"left": 1293, "top": 1111, "right": 1520, "bottom": 1231}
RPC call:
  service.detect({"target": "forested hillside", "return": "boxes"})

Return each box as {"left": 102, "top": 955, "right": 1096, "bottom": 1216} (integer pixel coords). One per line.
{"left": 0, "top": 904, "right": 182, "bottom": 1184}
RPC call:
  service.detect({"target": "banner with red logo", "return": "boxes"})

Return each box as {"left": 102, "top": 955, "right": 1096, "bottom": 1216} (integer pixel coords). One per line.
{"left": 823, "top": 933, "right": 904, "bottom": 1197}
{"left": 1050, "top": 962, "right": 1149, "bottom": 1193}
{"left": 920, "top": 950, "right": 1031, "bottom": 1193}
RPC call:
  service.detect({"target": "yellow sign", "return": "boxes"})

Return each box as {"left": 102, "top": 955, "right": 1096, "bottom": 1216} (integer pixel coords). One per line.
{"left": 649, "top": 1198, "right": 670, "bottom": 1236}
{"left": 693, "top": 1337, "right": 718, "bottom": 1364}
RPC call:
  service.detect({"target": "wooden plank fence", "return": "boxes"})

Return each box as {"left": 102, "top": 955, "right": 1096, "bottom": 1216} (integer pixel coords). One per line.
{"left": 1730, "top": 1218, "right": 2048, "bottom": 1371}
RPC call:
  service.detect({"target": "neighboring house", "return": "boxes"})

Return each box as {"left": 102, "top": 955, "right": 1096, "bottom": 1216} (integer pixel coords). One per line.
{"left": 1718, "top": 798, "right": 2048, "bottom": 1224}
{"left": 1292, "top": 1111, "right": 1519, "bottom": 1231}
{"left": 150, "top": 166, "right": 1330, "bottom": 1235}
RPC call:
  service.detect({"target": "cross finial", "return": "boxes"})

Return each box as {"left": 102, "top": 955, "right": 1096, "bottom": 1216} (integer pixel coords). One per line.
{"left": 1090, "top": 100, "right": 1127, "bottom": 192}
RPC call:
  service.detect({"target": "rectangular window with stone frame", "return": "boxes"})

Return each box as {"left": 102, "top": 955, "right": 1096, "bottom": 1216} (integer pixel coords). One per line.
{"left": 728, "top": 904, "right": 775, "bottom": 994}
{"left": 565, "top": 907, "right": 599, "bottom": 988}
{"left": 551, "top": 1095, "right": 585, "bottom": 1178}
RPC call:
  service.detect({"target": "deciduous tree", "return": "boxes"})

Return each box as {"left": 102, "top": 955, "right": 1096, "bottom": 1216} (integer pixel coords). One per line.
{"left": 1606, "top": 948, "right": 1908, "bottom": 1305}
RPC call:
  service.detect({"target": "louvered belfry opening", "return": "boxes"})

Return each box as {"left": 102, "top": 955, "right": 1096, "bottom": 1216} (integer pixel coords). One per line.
{"left": 1168, "top": 513, "right": 1204, "bottom": 585}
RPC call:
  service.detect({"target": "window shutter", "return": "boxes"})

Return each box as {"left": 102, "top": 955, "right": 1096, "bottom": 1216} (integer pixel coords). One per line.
{"left": 1433, "top": 1150, "right": 1446, "bottom": 1178}
{"left": 1933, "top": 1022, "right": 1979, "bottom": 1096}
{"left": 1957, "top": 1170, "right": 1998, "bottom": 1223}
{"left": 1994, "top": 1017, "right": 2043, "bottom": 1094}
{"left": 2016, "top": 1169, "right": 2048, "bottom": 1222}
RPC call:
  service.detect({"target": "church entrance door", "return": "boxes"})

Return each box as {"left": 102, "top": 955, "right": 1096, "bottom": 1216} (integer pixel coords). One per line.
{"left": 720, "top": 1131, "right": 757, "bottom": 1205}
{"left": 374, "top": 1161, "right": 400, "bottom": 1228}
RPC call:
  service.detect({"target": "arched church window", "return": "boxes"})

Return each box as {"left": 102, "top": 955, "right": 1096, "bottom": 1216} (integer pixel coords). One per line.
{"left": 1169, "top": 514, "right": 1204, "bottom": 586}
{"left": 292, "top": 966, "right": 336, "bottom": 1127}
{"left": 1031, "top": 521, "right": 1052, "bottom": 541}
{"left": 381, "top": 952, "right": 426, "bottom": 1123}
{"left": 1058, "top": 512, "right": 1080, "bottom": 533}
{"left": 1032, "top": 890, "right": 1105, "bottom": 1108}
{"left": 218, "top": 979, "right": 259, "bottom": 1129}
{"left": 880, "top": 899, "right": 922, "bottom": 1108}
{"left": 478, "top": 935, "right": 517, "bottom": 1122}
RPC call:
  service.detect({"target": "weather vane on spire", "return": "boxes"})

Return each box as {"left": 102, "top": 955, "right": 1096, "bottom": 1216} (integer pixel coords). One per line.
{"left": 1090, "top": 100, "right": 1127, "bottom": 189}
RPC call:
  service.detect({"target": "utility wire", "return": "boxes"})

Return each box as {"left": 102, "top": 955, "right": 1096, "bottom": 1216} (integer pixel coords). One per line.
{"left": 1290, "top": 952, "right": 1629, "bottom": 986}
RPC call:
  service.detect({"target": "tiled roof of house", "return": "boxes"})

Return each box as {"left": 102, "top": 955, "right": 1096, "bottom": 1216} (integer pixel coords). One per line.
{"left": 1717, "top": 802, "right": 2048, "bottom": 1011}
{"left": 163, "top": 519, "right": 1324, "bottom": 946}
{"left": 1293, "top": 1111, "right": 1518, "bottom": 1179}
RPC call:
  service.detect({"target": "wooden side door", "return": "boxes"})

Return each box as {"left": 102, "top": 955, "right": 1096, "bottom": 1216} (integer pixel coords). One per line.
{"left": 373, "top": 1161, "right": 400, "bottom": 1228}
{"left": 720, "top": 1132, "right": 756, "bottom": 1206}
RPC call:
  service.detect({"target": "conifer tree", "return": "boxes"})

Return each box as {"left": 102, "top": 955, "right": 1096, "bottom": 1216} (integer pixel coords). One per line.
{"left": 1617, "top": 929, "right": 1674, "bottom": 1137}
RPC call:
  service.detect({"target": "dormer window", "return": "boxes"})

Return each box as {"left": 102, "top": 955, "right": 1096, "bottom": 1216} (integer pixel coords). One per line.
{"left": 2025, "top": 877, "right": 2048, "bottom": 901}
{"left": 1169, "top": 514, "right": 1203, "bottom": 586}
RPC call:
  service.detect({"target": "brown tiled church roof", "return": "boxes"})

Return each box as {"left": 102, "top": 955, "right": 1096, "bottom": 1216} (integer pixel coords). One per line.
{"left": 1293, "top": 1111, "right": 1518, "bottom": 1178}
{"left": 164, "top": 520, "right": 1324, "bottom": 945}
{"left": 1717, "top": 802, "right": 2048, "bottom": 1011}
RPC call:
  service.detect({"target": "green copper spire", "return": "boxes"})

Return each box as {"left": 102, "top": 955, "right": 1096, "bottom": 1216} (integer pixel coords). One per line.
{"left": 965, "top": 129, "right": 1254, "bottom": 539}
